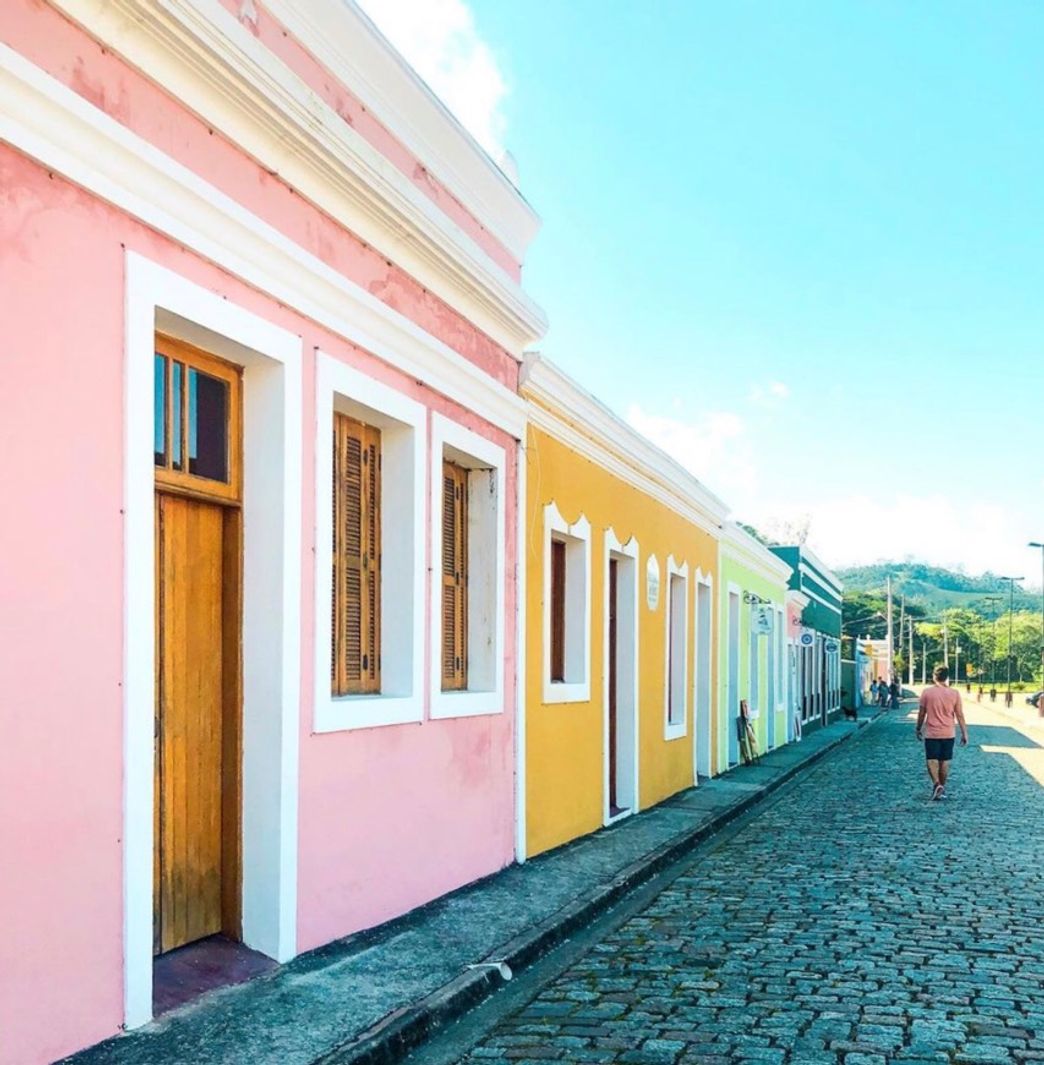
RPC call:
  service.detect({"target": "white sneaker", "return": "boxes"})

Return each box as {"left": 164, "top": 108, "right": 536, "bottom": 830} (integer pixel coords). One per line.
{"left": 932, "top": 783, "right": 943, "bottom": 801}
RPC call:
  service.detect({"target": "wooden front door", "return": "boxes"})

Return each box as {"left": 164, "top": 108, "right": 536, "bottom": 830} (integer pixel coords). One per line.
{"left": 153, "top": 336, "right": 242, "bottom": 956}
{"left": 608, "top": 559, "right": 619, "bottom": 815}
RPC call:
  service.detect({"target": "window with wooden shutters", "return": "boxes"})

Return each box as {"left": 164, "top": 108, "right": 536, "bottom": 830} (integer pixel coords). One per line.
{"left": 550, "top": 539, "right": 566, "bottom": 682}
{"left": 332, "top": 414, "right": 381, "bottom": 695}
{"left": 441, "top": 461, "right": 469, "bottom": 691}
{"left": 542, "top": 502, "right": 592, "bottom": 705}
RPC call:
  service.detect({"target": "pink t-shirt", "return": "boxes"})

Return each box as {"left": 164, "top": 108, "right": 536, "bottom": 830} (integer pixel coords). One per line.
{"left": 919, "top": 684, "right": 962, "bottom": 738}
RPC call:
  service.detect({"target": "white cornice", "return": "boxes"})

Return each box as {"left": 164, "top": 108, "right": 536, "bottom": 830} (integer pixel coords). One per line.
{"left": 0, "top": 42, "right": 526, "bottom": 437}
{"left": 265, "top": 0, "right": 540, "bottom": 263}
{"left": 798, "top": 551, "right": 844, "bottom": 594}
{"left": 521, "top": 355, "right": 728, "bottom": 539}
{"left": 721, "top": 523, "right": 794, "bottom": 585}
{"left": 47, "top": 0, "right": 548, "bottom": 356}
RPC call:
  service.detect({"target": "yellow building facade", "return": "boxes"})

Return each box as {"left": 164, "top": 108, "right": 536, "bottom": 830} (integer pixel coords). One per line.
{"left": 520, "top": 357, "right": 727, "bottom": 859}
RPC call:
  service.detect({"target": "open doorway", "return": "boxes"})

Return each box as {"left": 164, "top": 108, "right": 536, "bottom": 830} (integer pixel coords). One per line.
{"left": 694, "top": 575, "right": 713, "bottom": 779}
{"left": 605, "top": 532, "right": 638, "bottom": 823}
{"left": 727, "top": 589, "right": 740, "bottom": 766}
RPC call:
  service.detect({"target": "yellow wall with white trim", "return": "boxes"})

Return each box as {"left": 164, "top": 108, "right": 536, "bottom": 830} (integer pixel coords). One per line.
{"left": 524, "top": 422, "right": 719, "bottom": 858}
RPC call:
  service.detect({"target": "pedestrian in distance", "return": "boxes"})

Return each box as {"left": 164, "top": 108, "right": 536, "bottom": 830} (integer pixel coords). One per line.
{"left": 870, "top": 679, "right": 879, "bottom": 705}
{"left": 878, "top": 680, "right": 889, "bottom": 708}
{"left": 916, "top": 665, "right": 969, "bottom": 801}
{"left": 889, "top": 677, "right": 901, "bottom": 709}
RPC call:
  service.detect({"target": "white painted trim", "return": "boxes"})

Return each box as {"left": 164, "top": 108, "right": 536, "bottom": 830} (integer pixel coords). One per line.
{"left": 541, "top": 502, "right": 592, "bottom": 705}
{"left": 44, "top": 0, "right": 547, "bottom": 354}
{"left": 263, "top": 0, "right": 540, "bottom": 261}
{"left": 0, "top": 43, "right": 528, "bottom": 436}
{"left": 123, "top": 253, "right": 301, "bottom": 1028}
{"left": 514, "top": 440, "right": 527, "bottom": 864}
{"left": 693, "top": 568, "right": 714, "bottom": 780}
{"left": 795, "top": 548, "right": 844, "bottom": 594}
{"left": 664, "top": 556, "right": 689, "bottom": 742}
{"left": 795, "top": 577, "right": 843, "bottom": 614}
{"left": 602, "top": 529, "right": 640, "bottom": 826}
{"left": 723, "top": 580, "right": 742, "bottom": 769}
{"left": 775, "top": 606, "right": 786, "bottom": 715}
{"left": 720, "top": 521, "right": 793, "bottom": 583}
{"left": 429, "top": 414, "right": 507, "bottom": 719}
{"left": 313, "top": 354, "right": 426, "bottom": 731}
{"left": 522, "top": 356, "right": 728, "bottom": 536}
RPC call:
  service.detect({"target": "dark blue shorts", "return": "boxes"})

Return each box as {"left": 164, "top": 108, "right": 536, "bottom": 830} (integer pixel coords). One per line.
{"left": 924, "top": 737, "right": 955, "bottom": 762}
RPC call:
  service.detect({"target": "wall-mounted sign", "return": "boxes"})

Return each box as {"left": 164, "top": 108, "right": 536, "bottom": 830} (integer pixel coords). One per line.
{"left": 753, "top": 605, "right": 774, "bottom": 635}
{"left": 646, "top": 554, "right": 660, "bottom": 611}
{"left": 799, "top": 631, "right": 815, "bottom": 648}
{"left": 824, "top": 639, "right": 840, "bottom": 655}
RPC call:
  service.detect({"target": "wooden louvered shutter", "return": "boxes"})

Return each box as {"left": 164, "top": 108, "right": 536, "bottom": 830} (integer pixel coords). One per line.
{"left": 550, "top": 539, "right": 566, "bottom": 682}
{"left": 332, "top": 414, "right": 381, "bottom": 695}
{"left": 441, "top": 461, "right": 468, "bottom": 691}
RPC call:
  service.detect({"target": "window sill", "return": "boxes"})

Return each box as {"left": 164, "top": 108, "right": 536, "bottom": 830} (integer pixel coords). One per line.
{"left": 430, "top": 688, "right": 504, "bottom": 720}
{"left": 664, "top": 720, "right": 687, "bottom": 742}
{"left": 314, "top": 692, "right": 423, "bottom": 733}
{"left": 543, "top": 679, "right": 591, "bottom": 705}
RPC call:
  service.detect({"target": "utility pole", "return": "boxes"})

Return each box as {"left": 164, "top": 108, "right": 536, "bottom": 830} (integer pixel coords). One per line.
{"left": 999, "top": 576, "right": 1025, "bottom": 705}
{"left": 908, "top": 618, "right": 914, "bottom": 686}
{"left": 1030, "top": 542, "right": 1044, "bottom": 685}
{"left": 943, "top": 616, "right": 949, "bottom": 668}
{"left": 984, "top": 595, "right": 1002, "bottom": 688}
{"left": 886, "top": 577, "right": 894, "bottom": 680}
{"left": 921, "top": 639, "right": 928, "bottom": 685}
{"left": 954, "top": 641, "right": 961, "bottom": 684}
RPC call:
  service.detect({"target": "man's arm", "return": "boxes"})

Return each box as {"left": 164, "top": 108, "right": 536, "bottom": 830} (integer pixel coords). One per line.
{"left": 916, "top": 692, "right": 927, "bottom": 738}
{"left": 955, "top": 692, "right": 969, "bottom": 745}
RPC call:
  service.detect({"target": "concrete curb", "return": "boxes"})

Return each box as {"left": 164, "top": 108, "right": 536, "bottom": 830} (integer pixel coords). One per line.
{"left": 316, "top": 714, "right": 882, "bottom": 1065}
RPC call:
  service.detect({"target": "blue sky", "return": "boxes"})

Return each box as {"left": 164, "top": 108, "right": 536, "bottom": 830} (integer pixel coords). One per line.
{"left": 364, "top": 0, "right": 1044, "bottom": 582}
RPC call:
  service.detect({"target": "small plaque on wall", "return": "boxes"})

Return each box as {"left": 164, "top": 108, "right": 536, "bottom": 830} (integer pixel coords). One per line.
{"left": 646, "top": 554, "right": 660, "bottom": 611}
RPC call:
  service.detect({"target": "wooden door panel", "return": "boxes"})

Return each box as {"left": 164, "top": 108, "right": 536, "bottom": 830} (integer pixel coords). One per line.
{"left": 608, "top": 560, "right": 618, "bottom": 812}
{"left": 156, "top": 493, "right": 226, "bottom": 954}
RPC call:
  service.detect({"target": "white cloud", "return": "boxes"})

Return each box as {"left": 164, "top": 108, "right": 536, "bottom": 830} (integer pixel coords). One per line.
{"left": 627, "top": 405, "right": 757, "bottom": 501}
{"left": 748, "top": 380, "right": 791, "bottom": 407}
{"left": 746, "top": 493, "right": 1038, "bottom": 581}
{"left": 356, "top": 0, "right": 508, "bottom": 159}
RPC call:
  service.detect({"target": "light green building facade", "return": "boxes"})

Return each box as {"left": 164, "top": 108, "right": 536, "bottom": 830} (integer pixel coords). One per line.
{"left": 715, "top": 525, "right": 793, "bottom": 773}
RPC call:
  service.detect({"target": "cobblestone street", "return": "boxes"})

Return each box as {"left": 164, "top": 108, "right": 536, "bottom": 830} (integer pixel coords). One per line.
{"left": 455, "top": 705, "right": 1044, "bottom": 1065}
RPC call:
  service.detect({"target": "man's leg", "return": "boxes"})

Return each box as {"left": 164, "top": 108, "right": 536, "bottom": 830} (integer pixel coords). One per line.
{"left": 938, "top": 759, "right": 950, "bottom": 788}
{"left": 926, "top": 758, "right": 940, "bottom": 786}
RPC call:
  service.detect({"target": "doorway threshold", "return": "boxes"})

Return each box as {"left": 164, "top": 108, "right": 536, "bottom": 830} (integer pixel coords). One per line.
{"left": 153, "top": 935, "right": 278, "bottom": 1017}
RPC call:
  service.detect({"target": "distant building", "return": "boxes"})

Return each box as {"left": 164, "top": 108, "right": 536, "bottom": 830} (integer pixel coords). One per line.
{"left": 771, "top": 546, "right": 844, "bottom": 733}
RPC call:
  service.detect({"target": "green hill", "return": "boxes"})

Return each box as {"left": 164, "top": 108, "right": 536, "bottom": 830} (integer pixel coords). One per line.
{"left": 838, "top": 562, "right": 1039, "bottom": 615}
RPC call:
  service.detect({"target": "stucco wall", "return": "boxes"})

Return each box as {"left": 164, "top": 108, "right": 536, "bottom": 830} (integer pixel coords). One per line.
{"left": 0, "top": 138, "right": 519, "bottom": 1064}
{"left": 524, "top": 425, "right": 719, "bottom": 858}
{"left": 716, "top": 553, "right": 788, "bottom": 774}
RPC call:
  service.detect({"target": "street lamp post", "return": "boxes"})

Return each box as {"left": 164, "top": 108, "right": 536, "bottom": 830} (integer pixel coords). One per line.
{"left": 1030, "top": 542, "right": 1044, "bottom": 687}
{"left": 983, "top": 595, "right": 1002, "bottom": 689}
{"left": 998, "top": 576, "right": 1025, "bottom": 707}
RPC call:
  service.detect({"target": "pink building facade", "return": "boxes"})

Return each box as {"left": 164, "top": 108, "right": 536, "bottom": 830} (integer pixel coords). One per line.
{"left": 0, "top": 3, "right": 545, "bottom": 1061}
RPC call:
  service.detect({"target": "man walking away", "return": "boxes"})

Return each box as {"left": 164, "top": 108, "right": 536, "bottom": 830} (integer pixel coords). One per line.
{"left": 889, "top": 677, "right": 901, "bottom": 709}
{"left": 916, "top": 665, "right": 969, "bottom": 801}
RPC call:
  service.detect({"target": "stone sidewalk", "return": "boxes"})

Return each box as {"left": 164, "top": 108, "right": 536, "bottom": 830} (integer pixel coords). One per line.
{"left": 66, "top": 715, "right": 874, "bottom": 1065}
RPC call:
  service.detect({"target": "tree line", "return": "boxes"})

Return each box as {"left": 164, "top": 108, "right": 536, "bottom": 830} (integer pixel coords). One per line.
{"left": 842, "top": 589, "right": 1043, "bottom": 687}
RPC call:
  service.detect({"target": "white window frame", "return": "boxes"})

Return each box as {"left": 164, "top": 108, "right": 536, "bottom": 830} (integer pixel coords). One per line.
{"left": 314, "top": 353, "right": 426, "bottom": 732}
{"left": 748, "top": 602, "right": 761, "bottom": 720}
{"left": 542, "top": 501, "right": 592, "bottom": 704}
{"left": 775, "top": 606, "right": 785, "bottom": 714}
{"left": 429, "top": 413, "right": 506, "bottom": 719}
{"left": 692, "top": 569, "right": 714, "bottom": 780}
{"left": 664, "top": 555, "right": 689, "bottom": 741}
